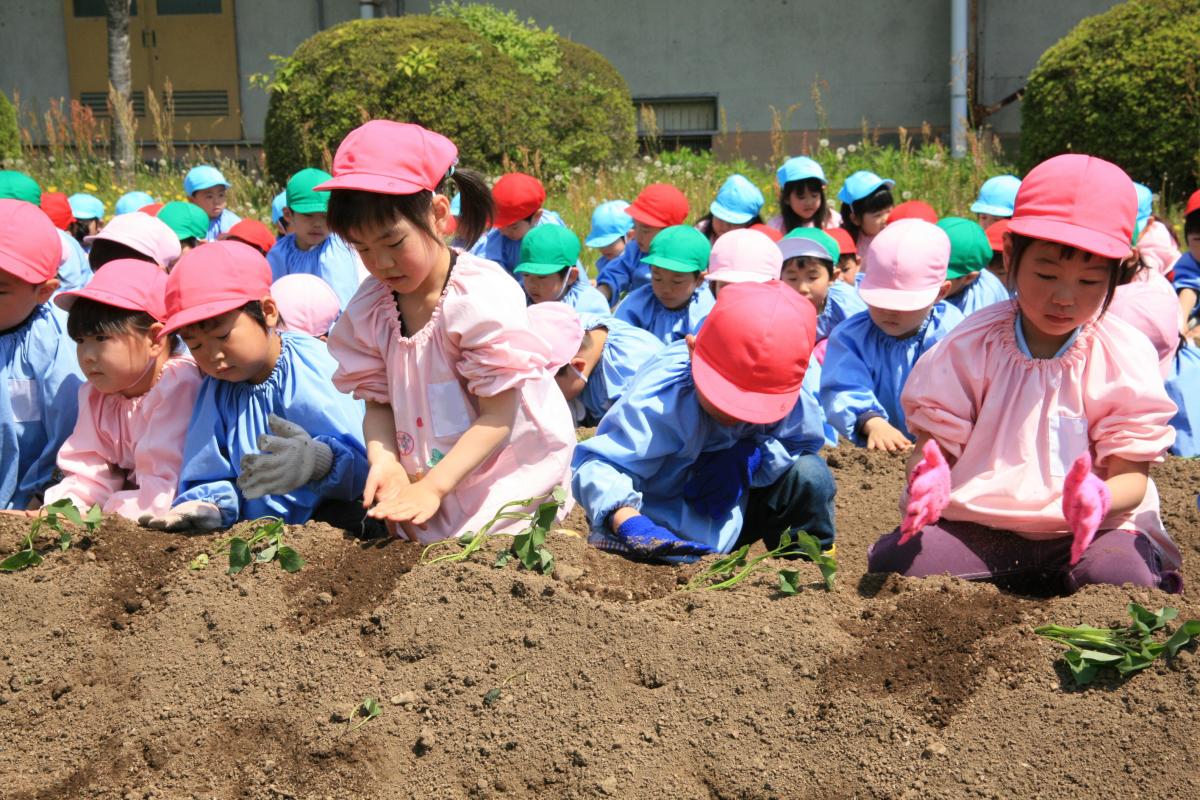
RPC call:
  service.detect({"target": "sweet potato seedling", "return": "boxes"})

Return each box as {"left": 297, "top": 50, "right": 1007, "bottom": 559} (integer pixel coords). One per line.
{"left": 683, "top": 529, "right": 837, "bottom": 592}
{"left": 345, "top": 697, "right": 381, "bottom": 734}
{"left": 422, "top": 487, "right": 565, "bottom": 576}
{"left": 1035, "top": 604, "right": 1200, "bottom": 687}
{"left": 214, "top": 517, "right": 304, "bottom": 575}
{"left": 0, "top": 500, "right": 102, "bottom": 572}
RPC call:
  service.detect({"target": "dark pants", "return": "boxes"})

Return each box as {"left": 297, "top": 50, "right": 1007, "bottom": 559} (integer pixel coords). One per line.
{"left": 736, "top": 454, "right": 837, "bottom": 551}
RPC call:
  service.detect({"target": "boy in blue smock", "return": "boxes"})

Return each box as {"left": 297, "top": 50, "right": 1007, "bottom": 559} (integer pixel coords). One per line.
{"left": 266, "top": 168, "right": 364, "bottom": 309}
{"left": 586, "top": 200, "right": 633, "bottom": 279}
{"left": 777, "top": 227, "right": 865, "bottom": 341}
{"left": 0, "top": 171, "right": 93, "bottom": 293}
{"left": 184, "top": 165, "right": 241, "bottom": 241}
{"left": 596, "top": 183, "right": 689, "bottom": 307}
{"left": 573, "top": 281, "right": 836, "bottom": 559}
{"left": 0, "top": 200, "right": 83, "bottom": 509}
{"left": 515, "top": 225, "right": 610, "bottom": 315}
{"left": 614, "top": 225, "right": 715, "bottom": 345}
{"left": 937, "top": 217, "right": 1010, "bottom": 317}
{"left": 820, "top": 219, "right": 963, "bottom": 451}
{"left": 1175, "top": 191, "right": 1200, "bottom": 330}
{"left": 470, "top": 173, "right": 568, "bottom": 275}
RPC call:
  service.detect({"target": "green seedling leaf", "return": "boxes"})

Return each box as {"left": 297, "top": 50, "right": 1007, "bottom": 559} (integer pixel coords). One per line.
{"left": 347, "top": 697, "right": 382, "bottom": 733}
{"left": 0, "top": 548, "right": 43, "bottom": 572}
{"left": 256, "top": 544, "right": 278, "bottom": 563}
{"left": 494, "top": 551, "right": 512, "bottom": 568}
{"left": 1165, "top": 620, "right": 1200, "bottom": 657}
{"left": 1037, "top": 606, "right": 1200, "bottom": 687}
{"left": 777, "top": 569, "right": 801, "bottom": 595}
{"left": 189, "top": 553, "right": 210, "bottom": 571}
{"left": 422, "top": 490, "right": 566, "bottom": 568}
{"left": 227, "top": 538, "right": 251, "bottom": 575}
{"left": 57, "top": 529, "right": 72, "bottom": 552}
{"left": 82, "top": 504, "right": 103, "bottom": 533}
{"left": 276, "top": 546, "right": 304, "bottom": 573}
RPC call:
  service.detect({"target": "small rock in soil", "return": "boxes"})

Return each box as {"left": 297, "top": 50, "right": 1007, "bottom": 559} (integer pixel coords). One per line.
{"left": 316, "top": 592, "right": 334, "bottom": 605}
{"left": 598, "top": 776, "right": 618, "bottom": 795}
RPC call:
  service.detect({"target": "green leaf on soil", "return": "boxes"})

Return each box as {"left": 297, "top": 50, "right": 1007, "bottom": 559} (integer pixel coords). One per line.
{"left": 777, "top": 569, "right": 801, "bottom": 595}
{"left": 0, "top": 548, "right": 43, "bottom": 572}
{"left": 276, "top": 546, "right": 304, "bottom": 573}
{"left": 189, "top": 553, "right": 210, "bottom": 570}
{"left": 227, "top": 538, "right": 251, "bottom": 574}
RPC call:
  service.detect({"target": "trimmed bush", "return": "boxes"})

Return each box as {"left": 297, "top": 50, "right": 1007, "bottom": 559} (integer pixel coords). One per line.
{"left": 1020, "top": 0, "right": 1200, "bottom": 199}
{"left": 0, "top": 91, "right": 20, "bottom": 163}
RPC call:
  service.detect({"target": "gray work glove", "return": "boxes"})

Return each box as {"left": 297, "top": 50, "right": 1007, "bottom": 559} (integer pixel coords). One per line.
{"left": 139, "top": 500, "right": 223, "bottom": 532}
{"left": 237, "top": 414, "right": 333, "bottom": 499}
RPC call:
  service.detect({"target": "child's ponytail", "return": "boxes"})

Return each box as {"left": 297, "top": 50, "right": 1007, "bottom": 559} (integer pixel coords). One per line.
{"left": 447, "top": 168, "right": 493, "bottom": 247}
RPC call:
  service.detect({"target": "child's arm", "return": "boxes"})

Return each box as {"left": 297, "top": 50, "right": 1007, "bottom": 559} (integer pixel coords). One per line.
{"left": 16, "top": 345, "right": 83, "bottom": 507}
{"left": 819, "top": 326, "right": 908, "bottom": 449}
{"left": 156, "top": 382, "right": 240, "bottom": 529}
{"left": 1101, "top": 456, "right": 1150, "bottom": 515}
{"left": 42, "top": 386, "right": 125, "bottom": 514}
{"left": 361, "top": 399, "right": 409, "bottom": 507}
{"left": 1179, "top": 289, "right": 1198, "bottom": 334}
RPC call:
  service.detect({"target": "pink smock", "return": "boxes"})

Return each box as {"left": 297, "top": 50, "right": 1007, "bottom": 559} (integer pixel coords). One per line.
{"left": 1137, "top": 220, "right": 1181, "bottom": 276}
{"left": 901, "top": 300, "right": 1180, "bottom": 569}
{"left": 43, "top": 354, "right": 202, "bottom": 520}
{"left": 327, "top": 252, "right": 576, "bottom": 543}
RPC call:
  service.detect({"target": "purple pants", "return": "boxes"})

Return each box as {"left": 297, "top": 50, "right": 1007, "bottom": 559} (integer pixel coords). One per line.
{"left": 867, "top": 520, "right": 1183, "bottom": 594}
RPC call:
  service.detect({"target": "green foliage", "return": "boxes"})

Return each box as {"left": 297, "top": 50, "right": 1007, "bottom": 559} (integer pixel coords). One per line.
{"left": 346, "top": 697, "right": 382, "bottom": 733}
{"left": 0, "top": 500, "right": 103, "bottom": 573}
{"left": 1035, "top": 604, "right": 1200, "bottom": 686}
{"left": 1021, "top": 0, "right": 1200, "bottom": 199}
{"left": 0, "top": 91, "right": 19, "bottom": 162}
{"left": 432, "top": 1, "right": 561, "bottom": 83}
{"left": 683, "top": 529, "right": 836, "bottom": 593}
{"left": 213, "top": 517, "right": 304, "bottom": 575}
{"left": 422, "top": 487, "right": 565, "bottom": 574}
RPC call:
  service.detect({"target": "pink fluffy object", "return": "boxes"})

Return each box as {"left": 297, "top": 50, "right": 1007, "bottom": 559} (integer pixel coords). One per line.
{"left": 898, "top": 439, "right": 951, "bottom": 545}
{"left": 1063, "top": 452, "right": 1112, "bottom": 566}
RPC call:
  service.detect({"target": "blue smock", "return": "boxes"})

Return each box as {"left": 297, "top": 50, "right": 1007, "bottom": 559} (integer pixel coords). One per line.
{"left": 801, "top": 354, "right": 839, "bottom": 447}
{"left": 816, "top": 280, "right": 867, "bottom": 341}
{"left": 595, "top": 240, "right": 651, "bottom": 304}
{"left": 204, "top": 208, "right": 242, "bottom": 242}
{"left": 0, "top": 304, "right": 83, "bottom": 509}
{"left": 819, "top": 303, "right": 964, "bottom": 445}
{"left": 267, "top": 233, "right": 362, "bottom": 310}
{"left": 945, "top": 268, "right": 1011, "bottom": 317}
{"left": 1174, "top": 252, "right": 1200, "bottom": 320}
{"left": 572, "top": 340, "right": 825, "bottom": 553}
{"left": 613, "top": 284, "right": 715, "bottom": 346}
{"left": 56, "top": 230, "right": 93, "bottom": 293}
{"left": 1166, "top": 342, "right": 1200, "bottom": 457}
{"left": 173, "top": 332, "right": 368, "bottom": 526}
{"left": 558, "top": 278, "right": 611, "bottom": 316}
{"left": 576, "top": 313, "right": 664, "bottom": 423}
{"left": 470, "top": 209, "right": 568, "bottom": 275}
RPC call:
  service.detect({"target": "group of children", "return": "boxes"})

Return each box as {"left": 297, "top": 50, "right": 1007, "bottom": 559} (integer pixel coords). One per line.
{"left": 1, "top": 119, "right": 1197, "bottom": 597}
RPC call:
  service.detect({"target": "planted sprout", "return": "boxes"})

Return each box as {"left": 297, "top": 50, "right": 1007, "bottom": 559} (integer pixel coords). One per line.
{"left": 346, "top": 697, "right": 382, "bottom": 733}
{"left": 683, "top": 529, "right": 837, "bottom": 593}
{"left": 1035, "top": 603, "right": 1200, "bottom": 687}
{"left": 214, "top": 517, "right": 304, "bottom": 575}
{"left": 422, "top": 487, "right": 565, "bottom": 576}
{"left": 1, "top": 500, "right": 103, "bottom": 573}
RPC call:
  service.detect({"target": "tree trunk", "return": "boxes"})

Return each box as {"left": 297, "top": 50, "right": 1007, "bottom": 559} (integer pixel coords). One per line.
{"left": 106, "top": 0, "right": 135, "bottom": 179}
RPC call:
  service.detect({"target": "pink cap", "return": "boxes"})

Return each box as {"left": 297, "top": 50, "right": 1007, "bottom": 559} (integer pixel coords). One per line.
{"left": 85, "top": 211, "right": 182, "bottom": 268}
{"left": 162, "top": 241, "right": 273, "bottom": 335}
{"left": 691, "top": 280, "right": 815, "bottom": 424}
{"left": 271, "top": 273, "right": 341, "bottom": 337}
{"left": 525, "top": 301, "right": 584, "bottom": 370}
{"left": 54, "top": 259, "right": 168, "bottom": 321}
{"left": 1007, "top": 154, "right": 1136, "bottom": 260}
{"left": 707, "top": 228, "right": 782, "bottom": 284}
{"left": 314, "top": 121, "right": 458, "bottom": 195}
{"left": 0, "top": 199, "right": 62, "bottom": 283}
{"left": 858, "top": 219, "right": 951, "bottom": 311}
{"left": 1108, "top": 269, "right": 1180, "bottom": 378}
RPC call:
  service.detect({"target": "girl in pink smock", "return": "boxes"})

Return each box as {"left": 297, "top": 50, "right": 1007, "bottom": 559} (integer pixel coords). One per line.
{"left": 319, "top": 121, "right": 576, "bottom": 542}
{"left": 41, "top": 259, "right": 202, "bottom": 520}
{"left": 868, "top": 154, "right": 1182, "bottom": 594}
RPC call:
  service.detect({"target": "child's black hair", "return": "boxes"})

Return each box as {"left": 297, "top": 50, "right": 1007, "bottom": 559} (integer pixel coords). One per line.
{"left": 1005, "top": 233, "right": 1137, "bottom": 315}
{"left": 1185, "top": 210, "right": 1200, "bottom": 239}
{"left": 695, "top": 212, "right": 762, "bottom": 243}
{"left": 182, "top": 300, "right": 273, "bottom": 334}
{"left": 779, "top": 178, "right": 829, "bottom": 232}
{"left": 66, "top": 296, "right": 182, "bottom": 349}
{"left": 326, "top": 168, "right": 493, "bottom": 251}
{"left": 88, "top": 239, "right": 157, "bottom": 272}
{"left": 840, "top": 186, "right": 894, "bottom": 243}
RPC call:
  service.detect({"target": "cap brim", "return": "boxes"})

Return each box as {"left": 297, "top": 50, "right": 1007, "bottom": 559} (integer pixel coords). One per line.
{"left": 0, "top": 261, "right": 48, "bottom": 285}
{"left": 778, "top": 239, "right": 834, "bottom": 262}
{"left": 857, "top": 284, "right": 940, "bottom": 312}
{"left": 54, "top": 287, "right": 157, "bottom": 318}
{"left": 313, "top": 174, "right": 430, "bottom": 195}
{"left": 691, "top": 352, "right": 800, "bottom": 425}
{"left": 161, "top": 297, "right": 251, "bottom": 337}
{"left": 779, "top": 170, "right": 827, "bottom": 186}
{"left": 625, "top": 205, "right": 668, "bottom": 228}
{"left": 706, "top": 269, "right": 774, "bottom": 284}
{"left": 969, "top": 201, "right": 1012, "bottom": 217}
{"left": 492, "top": 212, "right": 525, "bottom": 229}
{"left": 514, "top": 262, "right": 570, "bottom": 275}
{"left": 1007, "top": 217, "right": 1132, "bottom": 260}
{"left": 188, "top": 181, "right": 231, "bottom": 193}
{"left": 642, "top": 254, "right": 701, "bottom": 272}
{"left": 585, "top": 231, "right": 623, "bottom": 248}
{"left": 288, "top": 200, "right": 328, "bottom": 215}
{"left": 710, "top": 201, "right": 755, "bottom": 225}
{"left": 945, "top": 263, "right": 982, "bottom": 280}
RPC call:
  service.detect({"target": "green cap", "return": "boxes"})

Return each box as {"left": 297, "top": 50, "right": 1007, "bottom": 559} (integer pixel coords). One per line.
{"left": 937, "top": 217, "right": 992, "bottom": 279}
{"left": 0, "top": 170, "right": 42, "bottom": 205}
{"left": 642, "top": 225, "right": 711, "bottom": 272}
{"left": 158, "top": 201, "right": 210, "bottom": 241}
{"left": 778, "top": 228, "right": 840, "bottom": 264}
{"left": 286, "top": 167, "right": 333, "bottom": 215}
{"left": 515, "top": 225, "right": 581, "bottom": 275}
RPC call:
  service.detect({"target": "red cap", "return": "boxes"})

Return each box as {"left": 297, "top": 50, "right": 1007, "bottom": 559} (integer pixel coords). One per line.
{"left": 748, "top": 223, "right": 783, "bottom": 243}
{"left": 221, "top": 219, "right": 277, "bottom": 256}
{"left": 984, "top": 219, "right": 1009, "bottom": 253}
{"left": 0, "top": 199, "right": 62, "bottom": 283}
{"left": 889, "top": 200, "right": 938, "bottom": 225}
{"left": 162, "top": 241, "right": 273, "bottom": 335}
{"left": 491, "top": 173, "right": 546, "bottom": 228}
{"left": 1186, "top": 189, "right": 1200, "bottom": 218}
{"left": 1008, "top": 154, "right": 1136, "bottom": 260}
{"left": 139, "top": 202, "right": 164, "bottom": 216}
{"left": 54, "top": 259, "right": 168, "bottom": 321}
{"left": 315, "top": 120, "right": 458, "bottom": 195}
{"left": 690, "top": 280, "right": 815, "bottom": 424}
{"left": 827, "top": 227, "right": 856, "bottom": 256}
{"left": 40, "top": 192, "right": 74, "bottom": 230}
{"left": 626, "top": 184, "right": 689, "bottom": 228}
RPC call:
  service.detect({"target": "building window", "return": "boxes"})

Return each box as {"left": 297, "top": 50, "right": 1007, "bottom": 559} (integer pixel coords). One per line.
{"left": 74, "top": 0, "right": 138, "bottom": 16}
{"left": 156, "top": 0, "right": 222, "bottom": 14}
{"left": 633, "top": 95, "right": 718, "bottom": 151}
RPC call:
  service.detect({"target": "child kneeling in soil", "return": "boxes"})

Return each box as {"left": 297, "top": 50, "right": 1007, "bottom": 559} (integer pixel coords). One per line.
{"left": 139, "top": 241, "right": 369, "bottom": 531}
{"left": 42, "top": 260, "right": 202, "bottom": 520}
{"left": 870, "top": 154, "right": 1183, "bottom": 593}
{"left": 318, "top": 121, "right": 576, "bottom": 543}
{"left": 573, "top": 281, "right": 835, "bottom": 560}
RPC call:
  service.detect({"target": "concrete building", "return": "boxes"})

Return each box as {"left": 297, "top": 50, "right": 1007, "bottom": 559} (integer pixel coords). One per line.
{"left": 0, "top": 0, "right": 1122, "bottom": 158}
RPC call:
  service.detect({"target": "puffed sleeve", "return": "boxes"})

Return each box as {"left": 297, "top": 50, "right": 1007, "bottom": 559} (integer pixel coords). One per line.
{"left": 42, "top": 384, "right": 124, "bottom": 513}
{"left": 901, "top": 318, "right": 987, "bottom": 461}
{"left": 173, "top": 380, "right": 241, "bottom": 527}
{"left": 327, "top": 280, "right": 392, "bottom": 404}
{"left": 819, "top": 317, "right": 887, "bottom": 446}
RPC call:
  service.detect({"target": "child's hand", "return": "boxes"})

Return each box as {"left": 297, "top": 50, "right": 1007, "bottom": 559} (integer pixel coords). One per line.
{"left": 609, "top": 515, "right": 716, "bottom": 559}
{"left": 367, "top": 480, "right": 443, "bottom": 527}
{"left": 139, "top": 500, "right": 223, "bottom": 532}
{"left": 898, "top": 439, "right": 951, "bottom": 544}
{"left": 362, "top": 460, "right": 410, "bottom": 509}
{"left": 863, "top": 417, "right": 914, "bottom": 452}
{"left": 1063, "top": 452, "right": 1112, "bottom": 565}
{"left": 0, "top": 509, "right": 38, "bottom": 518}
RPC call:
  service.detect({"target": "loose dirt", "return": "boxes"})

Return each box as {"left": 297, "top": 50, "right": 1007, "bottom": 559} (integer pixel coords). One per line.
{"left": 1, "top": 443, "right": 1198, "bottom": 799}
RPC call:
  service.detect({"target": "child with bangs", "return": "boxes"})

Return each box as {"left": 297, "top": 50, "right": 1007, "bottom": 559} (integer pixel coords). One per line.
{"left": 769, "top": 157, "right": 840, "bottom": 233}
{"left": 838, "top": 170, "right": 895, "bottom": 253}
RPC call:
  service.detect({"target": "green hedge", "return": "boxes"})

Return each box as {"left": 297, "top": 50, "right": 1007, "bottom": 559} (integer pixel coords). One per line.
{"left": 0, "top": 91, "right": 20, "bottom": 163}
{"left": 1021, "top": 0, "right": 1200, "bottom": 199}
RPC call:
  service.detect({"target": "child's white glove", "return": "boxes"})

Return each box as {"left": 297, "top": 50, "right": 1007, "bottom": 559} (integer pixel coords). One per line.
{"left": 139, "top": 500, "right": 223, "bottom": 532}
{"left": 237, "top": 414, "right": 333, "bottom": 499}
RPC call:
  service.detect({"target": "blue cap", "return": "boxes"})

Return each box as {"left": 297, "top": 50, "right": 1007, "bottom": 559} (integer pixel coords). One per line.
{"left": 776, "top": 156, "right": 826, "bottom": 187}
{"left": 449, "top": 192, "right": 462, "bottom": 216}
{"left": 969, "top": 175, "right": 1021, "bottom": 217}
{"left": 271, "top": 190, "right": 287, "bottom": 225}
{"left": 68, "top": 192, "right": 105, "bottom": 221}
{"left": 115, "top": 190, "right": 155, "bottom": 215}
{"left": 837, "top": 170, "right": 895, "bottom": 206}
{"left": 710, "top": 174, "right": 765, "bottom": 225}
{"left": 183, "top": 165, "right": 231, "bottom": 196}
{"left": 585, "top": 200, "right": 633, "bottom": 248}
{"left": 1134, "top": 182, "right": 1153, "bottom": 226}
